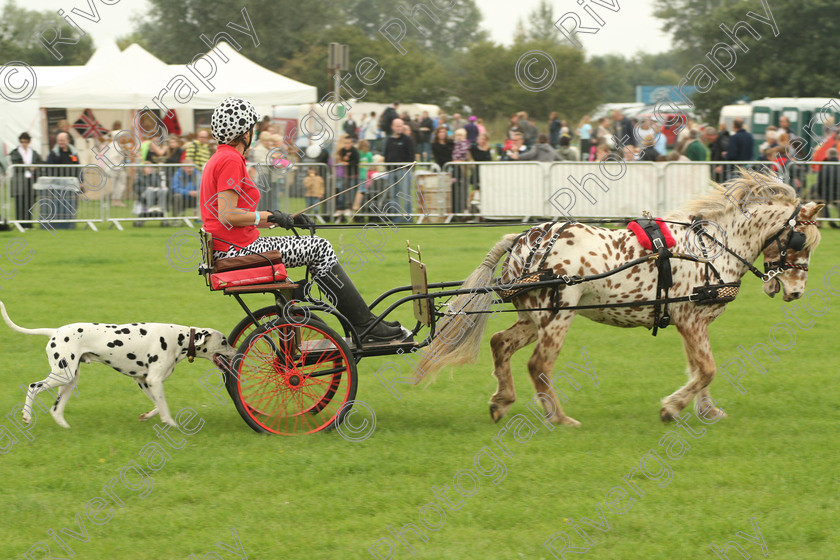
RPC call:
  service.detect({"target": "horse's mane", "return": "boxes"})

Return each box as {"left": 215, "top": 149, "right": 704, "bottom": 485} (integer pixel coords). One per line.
{"left": 668, "top": 168, "right": 819, "bottom": 249}
{"left": 669, "top": 168, "right": 798, "bottom": 222}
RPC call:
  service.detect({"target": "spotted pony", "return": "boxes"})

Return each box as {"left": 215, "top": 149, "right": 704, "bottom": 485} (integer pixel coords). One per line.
{"left": 417, "top": 171, "right": 823, "bottom": 426}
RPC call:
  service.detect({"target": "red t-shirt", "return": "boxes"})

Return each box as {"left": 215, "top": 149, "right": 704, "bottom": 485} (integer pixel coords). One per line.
{"left": 200, "top": 144, "right": 260, "bottom": 252}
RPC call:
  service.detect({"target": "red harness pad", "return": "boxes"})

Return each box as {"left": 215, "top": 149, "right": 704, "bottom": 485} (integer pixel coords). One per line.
{"left": 210, "top": 263, "right": 288, "bottom": 290}
{"left": 627, "top": 218, "right": 676, "bottom": 250}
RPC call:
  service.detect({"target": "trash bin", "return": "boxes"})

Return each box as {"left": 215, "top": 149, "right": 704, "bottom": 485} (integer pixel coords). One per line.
{"left": 33, "top": 177, "right": 81, "bottom": 230}
{"left": 415, "top": 171, "right": 451, "bottom": 222}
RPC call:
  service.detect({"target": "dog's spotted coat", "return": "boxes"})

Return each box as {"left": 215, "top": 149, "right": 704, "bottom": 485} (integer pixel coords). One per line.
{"left": 0, "top": 306, "right": 237, "bottom": 429}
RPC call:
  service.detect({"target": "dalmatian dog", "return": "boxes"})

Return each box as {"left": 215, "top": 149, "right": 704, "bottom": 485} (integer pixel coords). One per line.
{"left": 0, "top": 301, "right": 236, "bottom": 429}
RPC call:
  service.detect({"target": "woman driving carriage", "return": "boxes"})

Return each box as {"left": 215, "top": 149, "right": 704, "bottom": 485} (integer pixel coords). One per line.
{"left": 200, "top": 97, "right": 405, "bottom": 342}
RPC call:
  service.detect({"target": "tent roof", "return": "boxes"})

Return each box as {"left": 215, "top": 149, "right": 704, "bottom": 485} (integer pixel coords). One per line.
{"left": 85, "top": 39, "right": 122, "bottom": 67}
{"left": 38, "top": 44, "right": 175, "bottom": 109}
{"left": 176, "top": 42, "right": 317, "bottom": 108}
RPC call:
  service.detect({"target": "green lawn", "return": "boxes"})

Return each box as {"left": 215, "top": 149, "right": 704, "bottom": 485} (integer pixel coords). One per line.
{"left": 0, "top": 224, "right": 837, "bottom": 559}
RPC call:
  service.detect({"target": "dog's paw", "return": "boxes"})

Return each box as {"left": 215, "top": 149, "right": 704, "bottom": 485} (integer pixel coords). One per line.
{"left": 49, "top": 410, "right": 70, "bottom": 428}
{"left": 162, "top": 418, "right": 178, "bottom": 428}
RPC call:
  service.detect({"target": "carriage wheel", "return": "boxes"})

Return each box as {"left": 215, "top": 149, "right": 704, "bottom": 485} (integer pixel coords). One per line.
{"left": 228, "top": 319, "right": 358, "bottom": 435}
{"left": 228, "top": 305, "right": 281, "bottom": 348}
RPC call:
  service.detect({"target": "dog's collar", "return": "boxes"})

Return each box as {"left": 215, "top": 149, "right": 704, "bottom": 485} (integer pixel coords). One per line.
{"left": 187, "top": 328, "right": 196, "bottom": 363}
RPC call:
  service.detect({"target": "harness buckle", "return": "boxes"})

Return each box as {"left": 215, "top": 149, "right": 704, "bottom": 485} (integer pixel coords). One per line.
{"left": 762, "top": 269, "right": 781, "bottom": 283}
{"left": 653, "top": 238, "right": 664, "bottom": 250}
{"left": 561, "top": 275, "right": 572, "bottom": 284}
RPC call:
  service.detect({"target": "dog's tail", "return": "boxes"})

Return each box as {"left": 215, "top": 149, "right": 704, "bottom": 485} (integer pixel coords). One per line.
{"left": 0, "top": 301, "right": 56, "bottom": 337}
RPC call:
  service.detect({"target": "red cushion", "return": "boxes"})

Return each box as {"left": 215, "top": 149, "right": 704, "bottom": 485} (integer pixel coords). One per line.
{"left": 210, "top": 263, "right": 288, "bottom": 290}
{"left": 627, "top": 218, "right": 675, "bottom": 250}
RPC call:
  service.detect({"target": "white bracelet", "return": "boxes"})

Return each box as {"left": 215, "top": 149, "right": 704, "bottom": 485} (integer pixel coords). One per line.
{"left": 253, "top": 211, "right": 260, "bottom": 226}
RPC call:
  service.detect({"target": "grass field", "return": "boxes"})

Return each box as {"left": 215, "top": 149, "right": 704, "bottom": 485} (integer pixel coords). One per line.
{"left": 0, "top": 224, "right": 838, "bottom": 559}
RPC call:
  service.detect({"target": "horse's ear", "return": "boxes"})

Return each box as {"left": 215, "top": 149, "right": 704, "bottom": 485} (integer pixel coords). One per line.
{"left": 801, "top": 202, "right": 824, "bottom": 220}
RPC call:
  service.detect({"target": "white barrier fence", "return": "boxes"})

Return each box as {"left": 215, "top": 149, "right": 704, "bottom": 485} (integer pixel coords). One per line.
{"left": 2, "top": 160, "right": 839, "bottom": 230}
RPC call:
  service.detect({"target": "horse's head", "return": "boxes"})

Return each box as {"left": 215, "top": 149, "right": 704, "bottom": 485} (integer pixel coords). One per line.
{"left": 761, "top": 201, "right": 823, "bottom": 301}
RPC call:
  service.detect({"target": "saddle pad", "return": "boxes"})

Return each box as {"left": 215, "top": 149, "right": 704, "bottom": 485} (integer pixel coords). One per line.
{"left": 627, "top": 218, "right": 676, "bottom": 250}
{"left": 214, "top": 251, "right": 284, "bottom": 273}
{"left": 210, "top": 263, "right": 288, "bottom": 290}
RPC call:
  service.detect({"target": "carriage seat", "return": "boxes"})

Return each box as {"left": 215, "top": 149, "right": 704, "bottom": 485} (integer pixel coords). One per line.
{"left": 199, "top": 229, "right": 297, "bottom": 293}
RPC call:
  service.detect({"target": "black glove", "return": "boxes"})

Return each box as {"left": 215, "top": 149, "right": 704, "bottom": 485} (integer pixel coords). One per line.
{"left": 293, "top": 213, "right": 314, "bottom": 229}
{"left": 267, "top": 211, "right": 294, "bottom": 229}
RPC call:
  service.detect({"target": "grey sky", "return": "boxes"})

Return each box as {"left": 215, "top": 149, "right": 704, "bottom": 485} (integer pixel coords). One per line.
{"left": 26, "top": 0, "right": 673, "bottom": 57}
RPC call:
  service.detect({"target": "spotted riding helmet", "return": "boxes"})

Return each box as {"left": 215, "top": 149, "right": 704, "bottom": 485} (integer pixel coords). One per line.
{"left": 211, "top": 97, "right": 259, "bottom": 145}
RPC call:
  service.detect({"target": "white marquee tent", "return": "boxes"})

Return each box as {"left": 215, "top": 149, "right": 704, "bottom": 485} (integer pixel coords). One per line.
{"left": 1, "top": 41, "right": 318, "bottom": 163}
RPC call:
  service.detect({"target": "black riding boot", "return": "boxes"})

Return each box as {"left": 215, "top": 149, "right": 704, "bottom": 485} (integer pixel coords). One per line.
{"left": 314, "top": 264, "right": 406, "bottom": 342}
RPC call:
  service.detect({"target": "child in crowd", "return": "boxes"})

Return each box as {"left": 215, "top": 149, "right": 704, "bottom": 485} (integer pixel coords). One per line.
{"left": 303, "top": 166, "right": 325, "bottom": 210}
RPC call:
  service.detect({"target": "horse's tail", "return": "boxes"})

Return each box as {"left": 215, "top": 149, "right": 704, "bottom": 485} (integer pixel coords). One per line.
{"left": 0, "top": 301, "right": 56, "bottom": 337}
{"left": 415, "top": 233, "right": 519, "bottom": 381}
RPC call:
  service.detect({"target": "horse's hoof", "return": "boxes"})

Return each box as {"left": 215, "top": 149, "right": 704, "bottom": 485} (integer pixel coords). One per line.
{"left": 660, "top": 408, "right": 674, "bottom": 422}
{"left": 489, "top": 404, "right": 502, "bottom": 423}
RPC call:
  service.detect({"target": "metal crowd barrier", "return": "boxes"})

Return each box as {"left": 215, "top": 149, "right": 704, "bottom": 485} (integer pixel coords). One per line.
{"left": 3, "top": 159, "right": 839, "bottom": 229}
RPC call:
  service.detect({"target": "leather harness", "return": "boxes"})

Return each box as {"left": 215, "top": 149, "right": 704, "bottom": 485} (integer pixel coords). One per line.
{"left": 495, "top": 208, "right": 812, "bottom": 336}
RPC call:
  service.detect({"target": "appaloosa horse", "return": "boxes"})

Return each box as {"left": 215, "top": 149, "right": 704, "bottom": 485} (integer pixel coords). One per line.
{"left": 417, "top": 171, "right": 823, "bottom": 426}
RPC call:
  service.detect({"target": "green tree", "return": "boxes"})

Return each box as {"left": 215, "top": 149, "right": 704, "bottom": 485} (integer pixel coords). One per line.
{"left": 133, "top": 0, "right": 341, "bottom": 67}
{"left": 0, "top": 0, "right": 94, "bottom": 65}
{"left": 653, "top": 0, "right": 840, "bottom": 120}
{"left": 341, "top": 0, "right": 487, "bottom": 54}
{"left": 513, "top": 0, "right": 563, "bottom": 44}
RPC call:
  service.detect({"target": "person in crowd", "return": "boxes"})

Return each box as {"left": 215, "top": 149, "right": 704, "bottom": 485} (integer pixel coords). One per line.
{"left": 379, "top": 102, "right": 400, "bottom": 137}
{"left": 438, "top": 114, "right": 451, "bottom": 136}
{"left": 548, "top": 112, "right": 562, "bottom": 148}
{"left": 684, "top": 129, "right": 710, "bottom": 161}
{"left": 9, "top": 132, "right": 43, "bottom": 226}
{"left": 343, "top": 113, "right": 358, "bottom": 140}
{"left": 109, "top": 131, "right": 134, "bottom": 207}
{"left": 171, "top": 158, "right": 200, "bottom": 215}
{"left": 451, "top": 129, "right": 471, "bottom": 213}
{"left": 502, "top": 132, "right": 529, "bottom": 161}
{"left": 758, "top": 127, "right": 779, "bottom": 161}
{"left": 184, "top": 129, "right": 214, "bottom": 170}
{"left": 162, "top": 136, "right": 184, "bottom": 191}
{"left": 593, "top": 140, "right": 611, "bottom": 162}
{"left": 518, "top": 133, "right": 563, "bottom": 162}
{"left": 724, "top": 118, "right": 755, "bottom": 178}
{"left": 476, "top": 118, "right": 487, "bottom": 137}
{"left": 51, "top": 119, "right": 75, "bottom": 148}
{"left": 46, "top": 132, "right": 80, "bottom": 177}
{"left": 777, "top": 115, "right": 797, "bottom": 139}
{"left": 382, "top": 118, "right": 416, "bottom": 222}
{"left": 705, "top": 126, "right": 727, "bottom": 183}
{"left": 255, "top": 116, "right": 271, "bottom": 140}
{"left": 362, "top": 111, "right": 382, "bottom": 154}
{"left": 200, "top": 97, "right": 405, "bottom": 342}
{"left": 303, "top": 165, "right": 325, "bottom": 211}
{"left": 431, "top": 125, "right": 453, "bottom": 169}
{"left": 417, "top": 111, "right": 434, "bottom": 162}
{"left": 507, "top": 113, "right": 521, "bottom": 139}
{"left": 518, "top": 111, "right": 538, "bottom": 148}
{"left": 637, "top": 134, "right": 661, "bottom": 162}
{"left": 450, "top": 113, "right": 464, "bottom": 132}
{"left": 556, "top": 135, "right": 580, "bottom": 161}
{"left": 335, "top": 135, "right": 359, "bottom": 218}
{"left": 814, "top": 147, "right": 840, "bottom": 227}
{"left": 594, "top": 117, "right": 612, "bottom": 146}
{"left": 464, "top": 116, "right": 479, "bottom": 146}
{"left": 133, "top": 165, "right": 166, "bottom": 215}
{"left": 468, "top": 132, "right": 492, "bottom": 212}
{"left": 353, "top": 139, "right": 374, "bottom": 212}
{"left": 406, "top": 113, "right": 421, "bottom": 148}
{"left": 611, "top": 110, "right": 636, "bottom": 149}
{"left": 577, "top": 116, "right": 592, "bottom": 161}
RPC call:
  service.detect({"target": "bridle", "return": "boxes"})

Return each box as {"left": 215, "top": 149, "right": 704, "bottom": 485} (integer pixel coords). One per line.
{"left": 760, "top": 204, "right": 816, "bottom": 279}
{"left": 696, "top": 204, "right": 815, "bottom": 283}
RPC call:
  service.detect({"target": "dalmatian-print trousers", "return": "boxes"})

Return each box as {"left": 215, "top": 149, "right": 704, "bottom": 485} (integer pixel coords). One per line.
{"left": 214, "top": 235, "right": 338, "bottom": 278}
